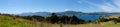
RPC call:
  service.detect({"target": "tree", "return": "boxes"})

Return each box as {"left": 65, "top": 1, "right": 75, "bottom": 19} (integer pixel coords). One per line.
{"left": 69, "top": 15, "right": 85, "bottom": 24}
{"left": 49, "top": 13, "right": 60, "bottom": 24}
{"left": 32, "top": 15, "right": 44, "bottom": 21}
{"left": 59, "top": 15, "right": 69, "bottom": 24}
{"left": 98, "top": 16, "right": 109, "bottom": 22}
{"left": 88, "top": 20, "right": 92, "bottom": 23}
{"left": 22, "top": 15, "right": 44, "bottom": 21}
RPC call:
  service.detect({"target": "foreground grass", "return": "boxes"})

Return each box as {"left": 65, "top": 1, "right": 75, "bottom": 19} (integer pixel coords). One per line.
{"left": 0, "top": 15, "right": 41, "bottom": 27}
{"left": 0, "top": 15, "right": 120, "bottom": 27}
{"left": 60, "top": 22, "right": 120, "bottom": 27}
{"left": 36, "top": 22, "right": 120, "bottom": 27}
{"left": 104, "top": 23, "right": 120, "bottom": 27}
{"left": 44, "top": 21, "right": 120, "bottom": 27}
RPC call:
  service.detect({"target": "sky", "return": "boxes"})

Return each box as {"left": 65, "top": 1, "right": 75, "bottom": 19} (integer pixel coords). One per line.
{"left": 0, "top": 0, "right": 120, "bottom": 14}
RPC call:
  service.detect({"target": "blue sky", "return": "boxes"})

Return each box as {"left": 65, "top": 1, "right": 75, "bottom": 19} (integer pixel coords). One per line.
{"left": 0, "top": 0, "right": 120, "bottom": 14}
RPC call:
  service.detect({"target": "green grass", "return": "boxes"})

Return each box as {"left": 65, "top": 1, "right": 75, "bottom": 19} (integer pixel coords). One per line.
{"left": 0, "top": 15, "right": 120, "bottom": 27}
{"left": 0, "top": 15, "right": 40, "bottom": 27}
{"left": 103, "top": 22, "right": 120, "bottom": 27}
{"left": 62, "top": 22, "right": 120, "bottom": 27}
{"left": 104, "top": 23, "right": 120, "bottom": 27}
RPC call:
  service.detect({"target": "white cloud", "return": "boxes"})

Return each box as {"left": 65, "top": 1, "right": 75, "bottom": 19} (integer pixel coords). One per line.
{"left": 100, "top": 5, "right": 113, "bottom": 12}
{"left": 113, "top": 0, "right": 120, "bottom": 7}
{"left": 78, "top": 0, "right": 120, "bottom": 12}
{"left": 64, "top": 9, "right": 72, "bottom": 11}
{"left": 112, "top": 0, "right": 120, "bottom": 12}
{"left": 78, "top": 0, "right": 84, "bottom": 4}
{"left": 78, "top": 0, "right": 100, "bottom": 6}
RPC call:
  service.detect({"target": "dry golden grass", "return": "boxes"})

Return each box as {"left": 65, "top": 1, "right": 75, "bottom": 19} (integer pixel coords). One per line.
{"left": 37, "top": 21, "right": 120, "bottom": 27}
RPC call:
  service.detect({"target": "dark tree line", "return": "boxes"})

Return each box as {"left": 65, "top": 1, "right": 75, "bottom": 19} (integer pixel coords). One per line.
{"left": 46, "top": 13, "right": 85, "bottom": 24}
{"left": 22, "top": 13, "right": 86, "bottom": 24}
{"left": 22, "top": 15, "right": 45, "bottom": 21}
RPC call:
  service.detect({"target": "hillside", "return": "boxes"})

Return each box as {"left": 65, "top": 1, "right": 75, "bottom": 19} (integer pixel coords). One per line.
{"left": 0, "top": 14, "right": 66, "bottom": 27}
{"left": 0, "top": 13, "right": 120, "bottom": 27}
{"left": 0, "top": 15, "right": 42, "bottom": 27}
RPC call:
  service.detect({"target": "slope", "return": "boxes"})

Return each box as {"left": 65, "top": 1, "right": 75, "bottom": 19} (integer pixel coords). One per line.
{"left": 0, "top": 15, "right": 40, "bottom": 27}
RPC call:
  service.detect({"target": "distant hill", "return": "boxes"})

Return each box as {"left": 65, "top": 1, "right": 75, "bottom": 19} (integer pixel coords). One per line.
{"left": 18, "top": 11, "right": 120, "bottom": 21}
{"left": 19, "top": 12, "right": 51, "bottom": 16}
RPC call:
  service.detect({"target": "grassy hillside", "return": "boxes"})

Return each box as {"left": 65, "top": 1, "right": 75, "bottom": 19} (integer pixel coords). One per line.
{"left": 0, "top": 14, "right": 120, "bottom": 27}
{"left": 0, "top": 14, "right": 62, "bottom": 27}
{"left": 62, "top": 21, "right": 120, "bottom": 27}
{"left": 0, "top": 15, "right": 42, "bottom": 27}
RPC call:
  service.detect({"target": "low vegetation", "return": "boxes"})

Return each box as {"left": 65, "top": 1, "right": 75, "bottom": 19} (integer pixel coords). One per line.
{"left": 0, "top": 13, "right": 120, "bottom": 27}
